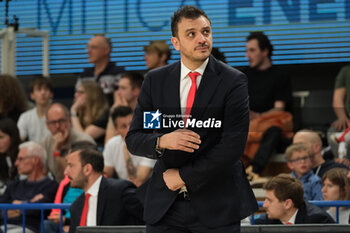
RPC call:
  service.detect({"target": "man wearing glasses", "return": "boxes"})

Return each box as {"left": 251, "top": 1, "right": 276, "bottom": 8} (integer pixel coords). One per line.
{"left": 285, "top": 143, "right": 323, "bottom": 201}
{"left": 41, "top": 103, "right": 95, "bottom": 182}
{"left": 0, "top": 141, "right": 58, "bottom": 233}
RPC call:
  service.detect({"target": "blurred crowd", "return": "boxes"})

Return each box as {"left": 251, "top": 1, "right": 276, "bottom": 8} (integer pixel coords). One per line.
{"left": 0, "top": 30, "right": 349, "bottom": 233}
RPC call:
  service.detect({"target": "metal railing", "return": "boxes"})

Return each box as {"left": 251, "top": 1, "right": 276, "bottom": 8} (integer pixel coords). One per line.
{"left": 251, "top": 200, "right": 350, "bottom": 224}
{"left": 0, "top": 203, "right": 71, "bottom": 233}
{"left": 1, "top": 201, "right": 350, "bottom": 231}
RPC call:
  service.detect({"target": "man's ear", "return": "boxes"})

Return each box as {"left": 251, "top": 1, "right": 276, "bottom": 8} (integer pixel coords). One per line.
{"left": 133, "top": 87, "right": 141, "bottom": 98}
{"left": 313, "top": 142, "right": 321, "bottom": 153}
{"left": 33, "top": 156, "right": 41, "bottom": 166}
{"left": 104, "top": 46, "right": 111, "bottom": 56}
{"left": 83, "top": 163, "right": 93, "bottom": 176}
{"left": 262, "top": 48, "right": 269, "bottom": 58}
{"left": 171, "top": 37, "right": 180, "bottom": 51}
{"left": 284, "top": 198, "right": 294, "bottom": 210}
{"left": 160, "top": 53, "right": 167, "bottom": 63}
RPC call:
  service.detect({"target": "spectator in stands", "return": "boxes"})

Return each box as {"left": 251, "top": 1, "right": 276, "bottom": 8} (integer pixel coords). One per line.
{"left": 65, "top": 148, "right": 143, "bottom": 233}
{"left": 44, "top": 141, "right": 97, "bottom": 233}
{"left": 328, "top": 65, "right": 350, "bottom": 159}
{"left": 76, "top": 34, "right": 125, "bottom": 105}
{"left": 255, "top": 174, "right": 334, "bottom": 224}
{"left": 144, "top": 40, "right": 171, "bottom": 71}
{"left": 0, "top": 118, "right": 20, "bottom": 196}
{"left": 293, "top": 129, "right": 348, "bottom": 178}
{"left": 103, "top": 106, "right": 155, "bottom": 186}
{"left": 17, "top": 76, "right": 53, "bottom": 142}
{"left": 244, "top": 31, "right": 293, "bottom": 178}
{"left": 104, "top": 72, "right": 143, "bottom": 142}
{"left": 0, "top": 75, "right": 28, "bottom": 123}
{"left": 286, "top": 143, "right": 323, "bottom": 201}
{"left": 42, "top": 103, "right": 95, "bottom": 182}
{"left": 322, "top": 168, "right": 350, "bottom": 223}
{"left": 0, "top": 141, "right": 58, "bottom": 233}
{"left": 70, "top": 81, "right": 109, "bottom": 146}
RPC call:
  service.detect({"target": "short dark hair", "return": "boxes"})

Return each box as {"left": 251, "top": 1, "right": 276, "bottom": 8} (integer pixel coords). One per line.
{"left": 111, "top": 106, "right": 133, "bottom": 127}
{"left": 79, "top": 149, "right": 104, "bottom": 173}
{"left": 171, "top": 5, "right": 211, "bottom": 37}
{"left": 263, "top": 173, "right": 304, "bottom": 208}
{"left": 60, "top": 141, "right": 98, "bottom": 157}
{"left": 246, "top": 31, "right": 273, "bottom": 60}
{"left": 120, "top": 72, "right": 144, "bottom": 89}
{"left": 30, "top": 76, "right": 53, "bottom": 93}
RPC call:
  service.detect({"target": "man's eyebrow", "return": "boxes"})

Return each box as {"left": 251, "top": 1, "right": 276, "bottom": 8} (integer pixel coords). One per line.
{"left": 185, "top": 28, "right": 195, "bottom": 33}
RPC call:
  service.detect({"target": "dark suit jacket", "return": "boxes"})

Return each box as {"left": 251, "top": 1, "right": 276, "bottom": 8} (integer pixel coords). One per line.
{"left": 255, "top": 202, "right": 335, "bottom": 224}
{"left": 126, "top": 55, "right": 258, "bottom": 227}
{"left": 69, "top": 177, "right": 143, "bottom": 233}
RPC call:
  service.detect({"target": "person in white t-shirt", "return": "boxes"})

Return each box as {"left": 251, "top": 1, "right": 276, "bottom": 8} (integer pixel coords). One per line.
{"left": 17, "top": 77, "right": 53, "bottom": 142}
{"left": 103, "top": 106, "right": 155, "bottom": 186}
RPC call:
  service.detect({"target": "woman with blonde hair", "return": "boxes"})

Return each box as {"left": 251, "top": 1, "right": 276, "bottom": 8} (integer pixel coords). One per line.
{"left": 70, "top": 80, "right": 109, "bottom": 146}
{"left": 322, "top": 168, "right": 350, "bottom": 223}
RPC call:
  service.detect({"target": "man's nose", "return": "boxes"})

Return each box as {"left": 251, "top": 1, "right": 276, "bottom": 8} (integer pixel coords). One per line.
{"left": 64, "top": 167, "right": 69, "bottom": 176}
{"left": 263, "top": 201, "right": 267, "bottom": 208}
{"left": 196, "top": 33, "right": 207, "bottom": 43}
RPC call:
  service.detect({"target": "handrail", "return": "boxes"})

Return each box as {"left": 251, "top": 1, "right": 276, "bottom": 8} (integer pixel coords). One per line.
{"left": 1, "top": 201, "right": 350, "bottom": 231}
{"left": 0, "top": 203, "right": 71, "bottom": 233}
{"left": 251, "top": 200, "right": 350, "bottom": 224}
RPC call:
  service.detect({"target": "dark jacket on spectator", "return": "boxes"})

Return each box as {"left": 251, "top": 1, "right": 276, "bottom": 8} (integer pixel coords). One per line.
{"left": 69, "top": 177, "right": 143, "bottom": 233}
{"left": 255, "top": 202, "right": 335, "bottom": 224}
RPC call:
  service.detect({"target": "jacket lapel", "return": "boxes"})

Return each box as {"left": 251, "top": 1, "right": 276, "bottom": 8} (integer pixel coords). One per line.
{"left": 162, "top": 62, "right": 182, "bottom": 117}
{"left": 96, "top": 177, "right": 106, "bottom": 225}
{"left": 191, "top": 56, "right": 222, "bottom": 120}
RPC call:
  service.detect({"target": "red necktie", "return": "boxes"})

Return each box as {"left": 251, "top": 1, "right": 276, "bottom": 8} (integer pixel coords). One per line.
{"left": 286, "top": 222, "right": 293, "bottom": 225}
{"left": 80, "top": 193, "right": 91, "bottom": 226}
{"left": 185, "top": 72, "right": 201, "bottom": 124}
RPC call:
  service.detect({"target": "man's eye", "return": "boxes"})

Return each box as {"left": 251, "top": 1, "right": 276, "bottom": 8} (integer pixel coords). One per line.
{"left": 188, "top": 32, "right": 194, "bottom": 37}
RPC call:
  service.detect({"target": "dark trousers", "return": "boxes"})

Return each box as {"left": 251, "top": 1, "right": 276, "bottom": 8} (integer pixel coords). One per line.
{"left": 147, "top": 198, "right": 240, "bottom": 233}
{"left": 252, "top": 126, "right": 282, "bottom": 174}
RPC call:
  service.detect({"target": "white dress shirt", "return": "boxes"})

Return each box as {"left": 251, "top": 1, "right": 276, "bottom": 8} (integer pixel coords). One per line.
{"left": 179, "top": 58, "right": 209, "bottom": 116}
{"left": 284, "top": 209, "right": 299, "bottom": 224}
{"left": 178, "top": 58, "right": 209, "bottom": 194}
{"left": 86, "top": 175, "right": 102, "bottom": 226}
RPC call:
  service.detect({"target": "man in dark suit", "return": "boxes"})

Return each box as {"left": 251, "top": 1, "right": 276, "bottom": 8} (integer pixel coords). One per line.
{"left": 255, "top": 174, "right": 334, "bottom": 224}
{"left": 65, "top": 149, "right": 143, "bottom": 233}
{"left": 125, "top": 5, "right": 257, "bottom": 233}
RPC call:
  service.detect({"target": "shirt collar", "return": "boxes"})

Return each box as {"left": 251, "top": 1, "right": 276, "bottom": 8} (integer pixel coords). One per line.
{"left": 180, "top": 57, "right": 209, "bottom": 81}
{"left": 86, "top": 175, "right": 103, "bottom": 197}
{"left": 284, "top": 209, "right": 298, "bottom": 225}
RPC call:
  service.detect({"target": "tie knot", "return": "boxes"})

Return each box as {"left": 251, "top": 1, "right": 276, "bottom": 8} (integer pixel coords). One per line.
{"left": 85, "top": 193, "right": 91, "bottom": 200}
{"left": 188, "top": 72, "right": 200, "bottom": 83}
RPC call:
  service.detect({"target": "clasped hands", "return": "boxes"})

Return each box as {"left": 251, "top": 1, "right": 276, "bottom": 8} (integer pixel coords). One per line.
{"left": 160, "top": 129, "right": 201, "bottom": 191}
{"left": 7, "top": 194, "right": 44, "bottom": 218}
